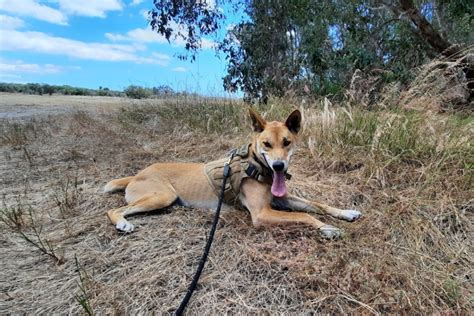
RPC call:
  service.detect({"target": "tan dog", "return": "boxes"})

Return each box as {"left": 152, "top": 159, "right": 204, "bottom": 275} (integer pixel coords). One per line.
{"left": 105, "top": 109, "right": 361, "bottom": 239}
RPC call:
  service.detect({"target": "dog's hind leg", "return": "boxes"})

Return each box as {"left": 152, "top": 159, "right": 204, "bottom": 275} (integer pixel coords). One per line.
{"left": 107, "top": 189, "right": 178, "bottom": 233}
{"left": 104, "top": 176, "right": 134, "bottom": 193}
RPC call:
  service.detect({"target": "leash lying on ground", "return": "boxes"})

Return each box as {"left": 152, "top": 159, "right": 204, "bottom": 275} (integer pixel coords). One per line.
{"left": 174, "top": 154, "right": 234, "bottom": 316}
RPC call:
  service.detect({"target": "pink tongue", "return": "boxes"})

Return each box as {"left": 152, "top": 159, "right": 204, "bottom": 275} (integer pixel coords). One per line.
{"left": 271, "top": 171, "right": 287, "bottom": 197}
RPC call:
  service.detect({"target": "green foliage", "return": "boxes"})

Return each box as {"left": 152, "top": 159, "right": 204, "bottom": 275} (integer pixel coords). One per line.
{"left": 304, "top": 105, "right": 472, "bottom": 186}
{"left": 0, "top": 82, "right": 123, "bottom": 97}
{"left": 0, "top": 82, "right": 180, "bottom": 99}
{"left": 220, "top": 0, "right": 436, "bottom": 100}
{"left": 124, "top": 85, "right": 153, "bottom": 99}
{"left": 152, "top": 85, "right": 175, "bottom": 97}
{"left": 118, "top": 107, "right": 150, "bottom": 125}
{"left": 435, "top": 0, "right": 474, "bottom": 43}
{"left": 74, "top": 255, "right": 94, "bottom": 315}
{"left": 441, "top": 278, "right": 462, "bottom": 307}
{"left": 149, "top": 0, "right": 224, "bottom": 61}
{"left": 43, "top": 84, "right": 55, "bottom": 95}
{"left": 118, "top": 99, "right": 245, "bottom": 133}
{"left": 329, "top": 110, "right": 439, "bottom": 163}
{"left": 97, "top": 86, "right": 112, "bottom": 96}
{"left": 150, "top": 0, "right": 473, "bottom": 102}
{"left": 335, "top": 110, "right": 380, "bottom": 149}
{"left": 157, "top": 100, "right": 244, "bottom": 133}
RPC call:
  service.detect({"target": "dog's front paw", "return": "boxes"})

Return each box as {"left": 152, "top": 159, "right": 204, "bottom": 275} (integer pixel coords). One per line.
{"left": 319, "top": 225, "right": 342, "bottom": 239}
{"left": 338, "top": 209, "right": 362, "bottom": 222}
{"left": 116, "top": 220, "right": 134, "bottom": 233}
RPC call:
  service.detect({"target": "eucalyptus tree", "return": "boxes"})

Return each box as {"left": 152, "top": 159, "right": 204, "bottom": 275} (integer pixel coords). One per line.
{"left": 149, "top": 0, "right": 473, "bottom": 100}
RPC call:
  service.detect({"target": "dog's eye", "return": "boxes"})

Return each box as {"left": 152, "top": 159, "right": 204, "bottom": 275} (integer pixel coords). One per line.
{"left": 283, "top": 138, "right": 291, "bottom": 147}
{"left": 263, "top": 141, "right": 272, "bottom": 148}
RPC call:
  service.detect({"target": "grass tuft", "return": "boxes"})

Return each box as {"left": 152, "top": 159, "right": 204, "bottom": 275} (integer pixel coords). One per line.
{"left": 74, "top": 255, "right": 94, "bottom": 316}
{"left": 1, "top": 120, "right": 39, "bottom": 149}
{"left": 1, "top": 200, "right": 64, "bottom": 265}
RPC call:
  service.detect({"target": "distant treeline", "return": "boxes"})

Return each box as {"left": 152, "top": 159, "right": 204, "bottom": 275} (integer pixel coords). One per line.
{"left": 0, "top": 82, "right": 123, "bottom": 97}
{"left": 0, "top": 82, "right": 188, "bottom": 99}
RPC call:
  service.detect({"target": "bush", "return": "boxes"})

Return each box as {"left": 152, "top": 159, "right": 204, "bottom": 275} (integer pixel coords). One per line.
{"left": 152, "top": 85, "right": 175, "bottom": 97}
{"left": 124, "top": 85, "right": 153, "bottom": 99}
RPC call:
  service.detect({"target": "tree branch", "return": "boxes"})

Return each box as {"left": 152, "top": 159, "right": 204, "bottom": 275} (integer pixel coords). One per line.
{"left": 397, "top": 0, "right": 452, "bottom": 54}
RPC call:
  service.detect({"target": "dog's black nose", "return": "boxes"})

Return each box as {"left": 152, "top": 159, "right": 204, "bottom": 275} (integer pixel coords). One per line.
{"left": 272, "top": 161, "right": 285, "bottom": 171}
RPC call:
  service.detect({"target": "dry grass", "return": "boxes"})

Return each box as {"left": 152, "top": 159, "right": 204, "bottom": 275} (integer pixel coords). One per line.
{"left": 0, "top": 94, "right": 472, "bottom": 314}
{"left": 401, "top": 46, "right": 473, "bottom": 112}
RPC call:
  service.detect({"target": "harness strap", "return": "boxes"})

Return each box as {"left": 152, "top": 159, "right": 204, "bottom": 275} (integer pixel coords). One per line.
{"left": 245, "top": 164, "right": 269, "bottom": 182}
{"left": 231, "top": 144, "right": 271, "bottom": 183}
{"left": 204, "top": 144, "right": 292, "bottom": 206}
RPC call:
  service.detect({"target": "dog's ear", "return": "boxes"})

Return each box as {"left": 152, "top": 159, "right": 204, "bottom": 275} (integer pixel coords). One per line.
{"left": 248, "top": 108, "right": 266, "bottom": 132}
{"left": 285, "top": 110, "right": 302, "bottom": 134}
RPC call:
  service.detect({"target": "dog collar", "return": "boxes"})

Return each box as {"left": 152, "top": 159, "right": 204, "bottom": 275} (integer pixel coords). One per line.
{"left": 245, "top": 163, "right": 292, "bottom": 180}
{"left": 229, "top": 144, "right": 291, "bottom": 182}
{"left": 204, "top": 144, "right": 291, "bottom": 207}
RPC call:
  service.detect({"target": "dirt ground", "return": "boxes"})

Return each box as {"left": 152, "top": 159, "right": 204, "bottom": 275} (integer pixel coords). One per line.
{"left": 0, "top": 94, "right": 472, "bottom": 314}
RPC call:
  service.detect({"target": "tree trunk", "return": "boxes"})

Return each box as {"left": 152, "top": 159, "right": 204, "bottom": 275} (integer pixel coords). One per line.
{"left": 398, "top": 0, "right": 452, "bottom": 54}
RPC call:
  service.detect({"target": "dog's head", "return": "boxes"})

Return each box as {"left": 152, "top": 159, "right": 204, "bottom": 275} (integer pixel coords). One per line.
{"left": 248, "top": 108, "right": 301, "bottom": 197}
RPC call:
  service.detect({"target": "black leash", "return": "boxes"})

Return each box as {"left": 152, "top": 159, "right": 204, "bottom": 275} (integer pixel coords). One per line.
{"left": 174, "top": 155, "right": 233, "bottom": 316}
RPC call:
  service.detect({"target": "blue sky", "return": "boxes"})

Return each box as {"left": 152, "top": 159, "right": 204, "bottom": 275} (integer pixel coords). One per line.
{"left": 0, "top": 0, "right": 234, "bottom": 95}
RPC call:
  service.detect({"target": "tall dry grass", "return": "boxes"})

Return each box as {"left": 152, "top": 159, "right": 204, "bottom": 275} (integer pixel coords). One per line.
{"left": 401, "top": 45, "right": 473, "bottom": 112}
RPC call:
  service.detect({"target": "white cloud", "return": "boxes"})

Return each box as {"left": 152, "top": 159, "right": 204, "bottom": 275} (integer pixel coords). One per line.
{"left": 125, "top": 28, "right": 165, "bottom": 43}
{"left": 104, "top": 32, "right": 128, "bottom": 42}
{"left": 149, "top": 52, "right": 171, "bottom": 66}
{"left": 200, "top": 38, "right": 216, "bottom": 49}
{"left": 0, "top": 29, "right": 170, "bottom": 65}
{"left": 109, "top": 10, "right": 216, "bottom": 49}
{"left": 0, "top": 14, "right": 24, "bottom": 29}
{"left": 140, "top": 9, "right": 149, "bottom": 20}
{"left": 151, "top": 52, "right": 171, "bottom": 61}
{"left": 130, "top": 0, "right": 143, "bottom": 6}
{"left": 0, "top": 60, "right": 66, "bottom": 74}
{"left": 58, "top": 0, "right": 123, "bottom": 18}
{"left": 106, "top": 27, "right": 170, "bottom": 44}
{"left": 172, "top": 67, "right": 187, "bottom": 72}
{"left": 0, "top": 0, "right": 124, "bottom": 24}
{"left": 0, "top": 0, "right": 67, "bottom": 25}
{"left": 106, "top": 26, "right": 216, "bottom": 49}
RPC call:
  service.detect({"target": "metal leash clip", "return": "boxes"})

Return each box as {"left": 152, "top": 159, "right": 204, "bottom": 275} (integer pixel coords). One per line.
{"left": 223, "top": 152, "right": 234, "bottom": 177}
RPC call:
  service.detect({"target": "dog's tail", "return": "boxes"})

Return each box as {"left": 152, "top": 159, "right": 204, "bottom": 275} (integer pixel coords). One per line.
{"left": 103, "top": 176, "right": 134, "bottom": 193}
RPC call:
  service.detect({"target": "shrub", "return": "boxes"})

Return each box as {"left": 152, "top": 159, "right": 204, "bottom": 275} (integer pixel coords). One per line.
{"left": 124, "top": 85, "right": 153, "bottom": 99}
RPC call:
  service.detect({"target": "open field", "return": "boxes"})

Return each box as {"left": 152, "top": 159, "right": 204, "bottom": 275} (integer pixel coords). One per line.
{"left": 0, "top": 94, "right": 472, "bottom": 314}
{"left": 0, "top": 93, "right": 130, "bottom": 119}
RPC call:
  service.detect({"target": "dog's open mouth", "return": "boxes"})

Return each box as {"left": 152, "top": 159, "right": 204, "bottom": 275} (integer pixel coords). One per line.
{"left": 271, "top": 171, "right": 287, "bottom": 197}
